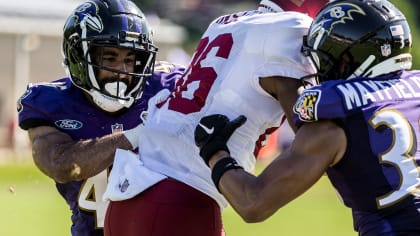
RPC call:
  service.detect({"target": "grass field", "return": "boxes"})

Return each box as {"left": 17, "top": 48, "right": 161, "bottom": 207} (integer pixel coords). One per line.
{"left": 0, "top": 160, "right": 356, "bottom": 236}
{"left": 0, "top": 1, "right": 416, "bottom": 235}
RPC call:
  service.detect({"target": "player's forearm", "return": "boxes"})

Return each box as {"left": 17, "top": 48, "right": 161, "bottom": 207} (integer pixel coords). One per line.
{"left": 210, "top": 151, "right": 303, "bottom": 223}
{"left": 209, "top": 151, "right": 270, "bottom": 223}
{"left": 218, "top": 124, "right": 340, "bottom": 223}
{"left": 219, "top": 170, "right": 267, "bottom": 223}
{"left": 33, "top": 132, "right": 132, "bottom": 183}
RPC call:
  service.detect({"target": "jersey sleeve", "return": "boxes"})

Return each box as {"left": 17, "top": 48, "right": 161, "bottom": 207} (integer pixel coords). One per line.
{"left": 257, "top": 12, "right": 316, "bottom": 80}
{"left": 142, "top": 61, "right": 186, "bottom": 99}
{"left": 292, "top": 82, "right": 348, "bottom": 128}
{"left": 17, "top": 80, "right": 69, "bottom": 130}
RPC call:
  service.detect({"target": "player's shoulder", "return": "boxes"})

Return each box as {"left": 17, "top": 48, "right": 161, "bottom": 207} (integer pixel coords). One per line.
{"left": 245, "top": 11, "right": 313, "bottom": 30}
{"left": 19, "top": 77, "right": 70, "bottom": 99}
{"left": 210, "top": 10, "right": 260, "bottom": 25}
{"left": 211, "top": 9, "right": 311, "bottom": 26}
{"left": 17, "top": 78, "right": 72, "bottom": 112}
{"left": 154, "top": 61, "right": 186, "bottom": 75}
{"left": 22, "top": 78, "right": 70, "bottom": 96}
{"left": 150, "top": 61, "right": 185, "bottom": 84}
{"left": 401, "top": 69, "right": 420, "bottom": 79}
{"left": 293, "top": 80, "right": 348, "bottom": 123}
{"left": 144, "top": 61, "right": 185, "bottom": 98}
{"left": 263, "top": 11, "right": 312, "bottom": 23}
{"left": 240, "top": 12, "right": 313, "bottom": 48}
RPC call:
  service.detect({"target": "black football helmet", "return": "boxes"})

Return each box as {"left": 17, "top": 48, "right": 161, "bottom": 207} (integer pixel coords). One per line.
{"left": 62, "top": 0, "right": 158, "bottom": 112}
{"left": 302, "top": 0, "right": 412, "bottom": 82}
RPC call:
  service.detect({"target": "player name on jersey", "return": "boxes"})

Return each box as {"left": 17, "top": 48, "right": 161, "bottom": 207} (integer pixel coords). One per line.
{"left": 337, "top": 76, "right": 420, "bottom": 111}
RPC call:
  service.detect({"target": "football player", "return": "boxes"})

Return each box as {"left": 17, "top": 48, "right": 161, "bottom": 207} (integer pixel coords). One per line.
{"left": 16, "top": 0, "right": 184, "bottom": 235}
{"left": 103, "top": 0, "right": 328, "bottom": 235}
{"left": 259, "top": 0, "right": 328, "bottom": 17}
{"left": 196, "top": 0, "right": 420, "bottom": 235}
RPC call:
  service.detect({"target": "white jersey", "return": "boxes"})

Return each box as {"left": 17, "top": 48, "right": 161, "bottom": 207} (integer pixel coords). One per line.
{"left": 139, "top": 10, "right": 315, "bottom": 208}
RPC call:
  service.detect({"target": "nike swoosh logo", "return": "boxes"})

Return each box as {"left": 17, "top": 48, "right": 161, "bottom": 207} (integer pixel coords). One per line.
{"left": 198, "top": 123, "right": 214, "bottom": 134}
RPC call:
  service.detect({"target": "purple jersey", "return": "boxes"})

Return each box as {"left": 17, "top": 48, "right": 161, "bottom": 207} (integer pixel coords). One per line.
{"left": 17, "top": 62, "right": 184, "bottom": 236}
{"left": 293, "top": 71, "right": 420, "bottom": 235}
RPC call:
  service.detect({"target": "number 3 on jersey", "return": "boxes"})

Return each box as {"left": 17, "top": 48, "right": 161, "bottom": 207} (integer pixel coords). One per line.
{"left": 162, "top": 33, "right": 233, "bottom": 114}
{"left": 370, "top": 110, "right": 420, "bottom": 208}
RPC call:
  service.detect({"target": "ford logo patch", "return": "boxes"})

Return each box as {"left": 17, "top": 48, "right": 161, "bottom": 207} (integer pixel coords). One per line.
{"left": 55, "top": 119, "right": 83, "bottom": 130}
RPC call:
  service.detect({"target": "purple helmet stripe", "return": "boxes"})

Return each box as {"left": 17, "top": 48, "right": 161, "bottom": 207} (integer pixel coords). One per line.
{"left": 116, "top": 0, "right": 128, "bottom": 30}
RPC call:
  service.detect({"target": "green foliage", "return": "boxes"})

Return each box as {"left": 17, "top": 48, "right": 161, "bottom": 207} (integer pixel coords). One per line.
{"left": 389, "top": 0, "right": 420, "bottom": 69}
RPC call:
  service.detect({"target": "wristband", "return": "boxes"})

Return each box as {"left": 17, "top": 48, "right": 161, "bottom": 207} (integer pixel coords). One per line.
{"left": 199, "top": 139, "right": 230, "bottom": 166}
{"left": 211, "top": 157, "right": 243, "bottom": 193}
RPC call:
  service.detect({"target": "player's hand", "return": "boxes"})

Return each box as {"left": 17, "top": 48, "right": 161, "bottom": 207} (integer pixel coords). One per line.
{"left": 194, "top": 114, "right": 247, "bottom": 166}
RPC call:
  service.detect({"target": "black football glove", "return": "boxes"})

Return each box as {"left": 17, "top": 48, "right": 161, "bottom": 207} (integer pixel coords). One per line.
{"left": 194, "top": 114, "right": 247, "bottom": 166}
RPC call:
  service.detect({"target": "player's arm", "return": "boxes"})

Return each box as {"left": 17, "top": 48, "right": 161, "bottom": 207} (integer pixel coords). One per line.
{"left": 28, "top": 126, "right": 134, "bottom": 183}
{"left": 259, "top": 76, "right": 303, "bottom": 132}
{"left": 198, "top": 118, "right": 346, "bottom": 222}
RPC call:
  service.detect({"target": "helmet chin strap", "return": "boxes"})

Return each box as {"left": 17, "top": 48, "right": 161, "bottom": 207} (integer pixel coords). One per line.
{"left": 89, "top": 89, "right": 134, "bottom": 113}
{"left": 347, "top": 55, "right": 376, "bottom": 80}
{"left": 68, "top": 78, "right": 135, "bottom": 112}
{"left": 347, "top": 53, "right": 412, "bottom": 80}
{"left": 104, "top": 81, "right": 128, "bottom": 98}
{"left": 363, "top": 53, "right": 412, "bottom": 78}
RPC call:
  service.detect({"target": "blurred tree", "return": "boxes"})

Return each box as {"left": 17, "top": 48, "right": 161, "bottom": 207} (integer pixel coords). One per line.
{"left": 132, "top": 0, "right": 154, "bottom": 11}
{"left": 389, "top": 0, "right": 420, "bottom": 68}
{"left": 132, "top": 0, "right": 257, "bottom": 53}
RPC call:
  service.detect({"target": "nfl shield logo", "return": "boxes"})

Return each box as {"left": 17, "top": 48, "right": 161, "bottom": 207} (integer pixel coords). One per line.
{"left": 381, "top": 44, "right": 391, "bottom": 57}
{"left": 119, "top": 178, "right": 129, "bottom": 193}
{"left": 111, "top": 123, "right": 124, "bottom": 133}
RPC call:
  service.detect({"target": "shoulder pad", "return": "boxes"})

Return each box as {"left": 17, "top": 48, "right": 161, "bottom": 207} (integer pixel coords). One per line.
{"left": 17, "top": 79, "right": 70, "bottom": 113}
{"left": 293, "top": 81, "right": 349, "bottom": 126}
{"left": 28, "top": 81, "right": 68, "bottom": 90}
{"left": 154, "top": 61, "right": 186, "bottom": 74}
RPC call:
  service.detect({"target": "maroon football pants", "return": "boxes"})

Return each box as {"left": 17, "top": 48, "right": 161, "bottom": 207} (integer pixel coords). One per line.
{"left": 104, "top": 178, "right": 225, "bottom": 236}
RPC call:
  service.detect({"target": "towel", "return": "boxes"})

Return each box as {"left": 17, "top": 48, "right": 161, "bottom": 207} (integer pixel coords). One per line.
{"left": 103, "top": 149, "right": 167, "bottom": 201}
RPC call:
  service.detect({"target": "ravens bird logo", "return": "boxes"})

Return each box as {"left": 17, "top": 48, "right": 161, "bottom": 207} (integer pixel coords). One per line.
{"left": 309, "top": 3, "right": 366, "bottom": 41}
